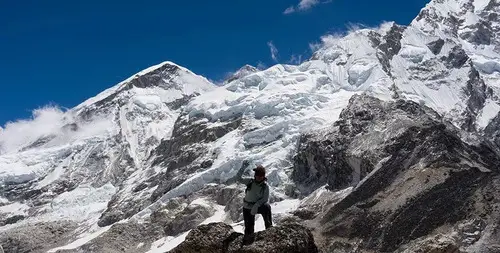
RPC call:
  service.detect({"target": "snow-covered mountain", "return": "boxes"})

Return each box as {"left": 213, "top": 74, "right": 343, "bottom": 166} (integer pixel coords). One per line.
{"left": 1, "top": 0, "right": 500, "bottom": 252}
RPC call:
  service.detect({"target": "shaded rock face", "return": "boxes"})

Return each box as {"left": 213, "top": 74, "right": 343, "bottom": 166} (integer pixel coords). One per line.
{"left": 224, "top": 65, "right": 259, "bottom": 84}
{"left": 149, "top": 112, "right": 242, "bottom": 203}
{"left": 292, "top": 95, "right": 500, "bottom": 252}
{"left": 97, "top": 111, "right": 242, "bottom": 227}
{"left": 97, "top": 196, "right": 149, "bottom": 227}
{"left": 442, "top": 45, "right": 469, "bottom": 69}
{"left": 485, "top": 113, "right": 500, "bottom": 149}
{"left": 151, "top": 197, "right": 215, "bottom": 236}
{"left": 427, "top": 38, "right": 445, "bottom": 55}
{"left": 147, "top": 184, "right": 244, "bottom": 236}
{"left": 56, "top": 222, "right": 165, "bottom": 253}
{"left": 0, "top": 221, "right": 77, "bottom": 253}
{"left": 376, "top": 23, "right": 406, "bottom": 76}
{"left": 170, "top": 222, "right": 318, "bottom": 253}
{"left": 462, "top": 65, "right": 494, "bottom": 131}
{"left": 293, "top": 94, "right": 443, "bottom": 194}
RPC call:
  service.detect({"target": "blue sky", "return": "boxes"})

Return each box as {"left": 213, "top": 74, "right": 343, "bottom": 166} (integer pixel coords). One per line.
{"left": 0, "top": 0, "right": 429, "bottom": 126}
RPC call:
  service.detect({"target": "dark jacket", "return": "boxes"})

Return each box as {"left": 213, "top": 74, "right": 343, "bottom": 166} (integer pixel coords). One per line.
{"left": 239, "top": 177, "right": 269, "bottom": 210}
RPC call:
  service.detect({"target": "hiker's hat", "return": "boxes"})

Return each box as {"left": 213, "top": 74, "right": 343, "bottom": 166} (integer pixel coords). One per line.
{"left": 253, "top": 165, "right": 266, "bottom": 176}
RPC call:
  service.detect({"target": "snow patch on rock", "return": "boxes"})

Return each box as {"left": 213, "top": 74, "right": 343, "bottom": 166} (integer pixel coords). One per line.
{"left": 477, "top": 99, "right": 500, "bottom": 130}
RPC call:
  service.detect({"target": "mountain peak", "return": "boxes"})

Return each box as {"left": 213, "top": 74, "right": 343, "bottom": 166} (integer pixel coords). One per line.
{"left": 74, "top": 61, "right": 214, "bottom": 113}
{"left": 223, "top": 64, "right": 259, "bottom": 84}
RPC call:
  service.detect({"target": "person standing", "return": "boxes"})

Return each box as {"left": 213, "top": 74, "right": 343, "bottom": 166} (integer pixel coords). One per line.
{"left": 236, "top": 163, "right": 273, "bottom": 244}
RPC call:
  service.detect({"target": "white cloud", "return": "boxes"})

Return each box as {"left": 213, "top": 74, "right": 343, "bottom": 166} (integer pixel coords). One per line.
{"left": 283, "top": 6, "right": 296, "bottom": 14}
{"left": 284, "top": 0, "right": 331, "bottom": 14}
{"left": 0, "top": 106, "right": 66, "bottom": 153}
{"left": 0, "top": 105, "right": 114, "bottom": 154}
{"left": 298, "top": 0, "right": 320, "bottom": 10}
{"left": 267, "top": 41, "right": 279, "bottom": 62}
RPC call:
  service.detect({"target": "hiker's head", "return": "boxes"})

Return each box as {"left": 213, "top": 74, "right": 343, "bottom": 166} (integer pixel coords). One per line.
{"left": 253, "top": 165, "right": 266, "bottom": 182}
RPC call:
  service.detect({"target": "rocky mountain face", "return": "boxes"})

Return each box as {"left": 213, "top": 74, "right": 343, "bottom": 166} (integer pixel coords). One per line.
{"left": 293, "top": 95, "right": 500, "bottom": 252}
{"left": 1, "top": 0, "right": 500, "bottom": 252}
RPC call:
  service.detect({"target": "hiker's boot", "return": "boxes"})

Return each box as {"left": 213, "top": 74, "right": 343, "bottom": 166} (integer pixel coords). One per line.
{"left": 242, "top": 233, "right": 255, "bottom": 245}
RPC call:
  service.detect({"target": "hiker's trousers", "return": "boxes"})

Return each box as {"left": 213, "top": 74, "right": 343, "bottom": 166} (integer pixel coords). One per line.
{"left": 243, "top": 203, "right": 273, "bottom": 235}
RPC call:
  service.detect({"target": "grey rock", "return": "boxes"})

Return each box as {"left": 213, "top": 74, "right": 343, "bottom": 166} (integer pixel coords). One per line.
{"left": 169, "top": 222, "right": 236, "bottom": 253}
{"left": 149, "top": 184, "right": 245, "bottom": 236}
{"left": 224, "top": 190, "right": 246, "bottom": 222}
{"left": 293, "top": 94, "right": 442, "bottom": 194}
{"left": 97, "top": 110, "right": 242, "bottom": 227}
{"left": 484, "top": 113, "right": 500, "bottom": 149}
{"left": 170, "top": 222, "right": 319, "bottom": 253}
{"left": 427, "top": 38, "right": 445, "bottom": 55}
{"left": 161, "top": 202, "right": 214, "bottom": 236}
{"left": 462, "top": 65, "right": 494, "bottom": 131}
{"left": 149, "top": 112, "right": 242, "bottom": 202}
{"left": 460, "top": 21, "right": 493, "bottom": 45}
{"left": 377, "top": 24, "right": 406, "bottom": 76}
{"left": 165, "top": 94, "right": 198, "bottom": 110}
{"left": 98, "top": 194, "right": 149, "bottom": 227}
{"left": 56, "top": 222, "right": 164, "bottom": 253}
{"left": 0, "top": 214, "right": 25, "bottom": 226}
{"left": 224, "top": 65, "right": 259, "bottom": 84}
{"left": 293, "top": 95, "right": 500, "bottom": 252}
{"left": 20, "top": 134, "right": 56, "bottom": 152}
{"left": 441, "top": 45, "right": 469, "bottom": 69}
{"left": 0, "top": 221, "right": 77, "bottom": 253}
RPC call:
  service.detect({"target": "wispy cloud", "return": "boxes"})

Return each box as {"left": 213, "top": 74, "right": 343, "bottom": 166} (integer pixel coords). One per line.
{"left": 256, "top": 61, "right": 267, "bottom": 70}
{"left": 283, "top": 6, "right": 296, "bottom": 14}
{"left": 284, "top": 0, "right": 331, "bottom": 14}
{"left": 298, "top": 0, "right": 320, "bottom": 10}
{"left": 288, "top": 54, "right": 304, "bottom": 65}
{"left": 267, "top": 41, "right": 279, "bottom": 62}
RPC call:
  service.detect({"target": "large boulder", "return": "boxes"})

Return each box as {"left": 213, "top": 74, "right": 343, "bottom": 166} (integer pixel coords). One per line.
{"left": 170, "top": 222, "right": 319, "bottom": 253}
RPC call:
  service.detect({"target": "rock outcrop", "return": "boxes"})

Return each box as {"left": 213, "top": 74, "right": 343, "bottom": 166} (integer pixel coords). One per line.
{"left": 170, "top": 222, "right": 318, "bottom": 253}
{"left": 56, "top": 222, "right": 164, "bottom": 253}
{"left": 293, "top": 95, "right": 500, "bottom": 252}
{"left": 0, "top": 221, "right": 77, "bottom": 253}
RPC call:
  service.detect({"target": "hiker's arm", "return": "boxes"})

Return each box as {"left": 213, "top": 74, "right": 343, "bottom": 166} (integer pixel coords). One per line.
{"left": 225, "top": 160, "right": 251, "bottom": 185}
{"left": 251, "top": 184, "right": 270, "bottom": 215}
{"left": 238, "top": 177, "right": 252, "bottom": 185}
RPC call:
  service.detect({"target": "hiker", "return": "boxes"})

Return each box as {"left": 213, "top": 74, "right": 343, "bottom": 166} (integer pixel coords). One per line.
{"left": 235, "top": 161, "right": 273, "bottom": 244}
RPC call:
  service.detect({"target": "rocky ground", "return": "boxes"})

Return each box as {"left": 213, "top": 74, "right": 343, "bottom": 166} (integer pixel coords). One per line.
{"left": 171, "top": 222, "right": 318, "bottom": 253}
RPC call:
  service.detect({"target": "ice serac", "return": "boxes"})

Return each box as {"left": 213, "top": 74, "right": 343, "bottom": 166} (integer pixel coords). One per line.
{"left": 2, "top": 0, "right": 500, "bottom": 252}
